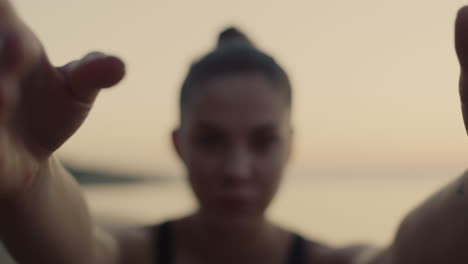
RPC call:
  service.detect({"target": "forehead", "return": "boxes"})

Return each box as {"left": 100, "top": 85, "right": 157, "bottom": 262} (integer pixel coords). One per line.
{"left": 184, "top": 73, "right": 289, "bottom": 130}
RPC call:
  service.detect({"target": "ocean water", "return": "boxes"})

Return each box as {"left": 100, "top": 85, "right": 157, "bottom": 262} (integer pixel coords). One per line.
{"left": 83, "top": 173, "right": 453, "bottom": 247}
{"left": 0, "top": 172, "right": 459, "bottom": 263}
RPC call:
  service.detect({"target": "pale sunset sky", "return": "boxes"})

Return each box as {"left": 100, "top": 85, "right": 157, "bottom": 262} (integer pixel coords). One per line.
{"left": 13, "top": 0, "right": 468, "bottom": 179}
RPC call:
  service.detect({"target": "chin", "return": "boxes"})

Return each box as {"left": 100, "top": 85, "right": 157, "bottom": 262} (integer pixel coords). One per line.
{"left": 217, "top": 214, "right": 263, "bottom": 230}
{"left": 212, "top": 205, "right": 266, "bottom": 227}
{"left": 198, "top": 197, "right": 268, "bottom": 225}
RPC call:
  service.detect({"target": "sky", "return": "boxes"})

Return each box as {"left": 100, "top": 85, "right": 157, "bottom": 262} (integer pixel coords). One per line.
{"left": 13, "top": 0, "right": 468, "bottom": 179}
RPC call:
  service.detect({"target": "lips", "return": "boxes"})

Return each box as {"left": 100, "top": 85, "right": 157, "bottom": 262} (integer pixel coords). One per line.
{"left": 218, "top": 196, "right": 252, "bottom": 212}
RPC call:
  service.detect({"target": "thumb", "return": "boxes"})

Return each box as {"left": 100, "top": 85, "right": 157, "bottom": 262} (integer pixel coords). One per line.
{"left": 60, "top": 52, "right": 125, "bottom": 103}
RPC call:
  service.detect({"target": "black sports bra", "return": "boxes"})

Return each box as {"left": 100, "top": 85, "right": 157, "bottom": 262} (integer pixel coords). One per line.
{"left": 155, "top": 221, "right": 307, "bottom": 264}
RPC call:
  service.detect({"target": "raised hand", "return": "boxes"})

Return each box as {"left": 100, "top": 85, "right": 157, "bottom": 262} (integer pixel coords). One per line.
{"left": 0, "top": 0, "right": 125, "bottom": 198}
{"left": 455, "top": 6, "right": 468, "bottom": 134}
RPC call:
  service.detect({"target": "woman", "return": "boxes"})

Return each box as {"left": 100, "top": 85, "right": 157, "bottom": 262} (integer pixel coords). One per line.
{"left": 151, "top": 27, "right": 373, "bottom": 264}
{"left": 116, "top": 27, "right": 369, "bottom": 264}
{"left": 1, "top": 1, "right": 468, "bottom": 263}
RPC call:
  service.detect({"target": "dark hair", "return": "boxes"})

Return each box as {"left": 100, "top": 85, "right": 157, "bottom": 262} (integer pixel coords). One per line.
{"left": 179, "top": 26, "right": 292, "bottom": 112}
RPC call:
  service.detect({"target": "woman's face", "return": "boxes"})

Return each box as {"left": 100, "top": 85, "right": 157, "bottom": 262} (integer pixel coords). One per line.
{"left": 173, "top": 73, "right": 292, "bottom": 223}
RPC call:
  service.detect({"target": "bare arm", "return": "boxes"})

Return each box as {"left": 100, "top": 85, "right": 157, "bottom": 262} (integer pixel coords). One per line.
{"left": 359, "top": 7, "right": 468, "bottom": 264}
{"left": 0, "top": 1, "right": 126, "bottom": 263}
{"left": 384, "top": 170, "right": 468, "bottom": 263}
{"left": 352, "top": 173, "right": 468, "bottom": 263}
{"left": 0, "top": 156, "right": 120, "bottom": 264}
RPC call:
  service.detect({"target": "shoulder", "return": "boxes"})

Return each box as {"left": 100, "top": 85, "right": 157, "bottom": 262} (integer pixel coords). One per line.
{"left": 304, "top": 239, "right": 385, "bottom": 264}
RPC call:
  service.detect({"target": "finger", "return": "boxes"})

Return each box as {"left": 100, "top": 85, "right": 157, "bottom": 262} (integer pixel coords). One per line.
{"left": 0, "top": 30, "right": 26, "bottom": 124}
{"left": 0, "top": 34, "right": 15, "bottom": 121}
{"left": 461, "top": 73, "right": 468, "bottom": 134}
{"left": 463, "top": 105, "right": 468, "bottom": 134}
{"left": 0, "top": 0, "right": 18, "bottom": 25}
{"left": 456, "top": 7, "right": 468, "bottom": 134}
{"left": 0, "top": 32, "right": 27, "bottom": 74}
{"left": 455, "top": 6, "right": 468, "bottom": 70}
{"left": 22, "top": 53, "right": 125, "bottom": 153}
{"left": 59, "top": 52, "right": 125, "bottom": 104}
{"left": 0, "top": 0, "right": 41, "bottom": 75}
{"left": 460, "top": 73, "right": 468, "bottom": 109}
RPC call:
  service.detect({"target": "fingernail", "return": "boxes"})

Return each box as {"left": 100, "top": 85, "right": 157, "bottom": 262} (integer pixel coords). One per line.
{"left": 83, "top": 52, "right": 108, "bottom": 63}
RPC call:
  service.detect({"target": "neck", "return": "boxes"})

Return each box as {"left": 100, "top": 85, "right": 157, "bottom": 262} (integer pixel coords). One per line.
{"left": 179, "top": 210, "right": 284, "bottom": 262}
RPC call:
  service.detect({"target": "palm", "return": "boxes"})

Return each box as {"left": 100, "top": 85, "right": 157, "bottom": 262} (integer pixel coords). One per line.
{"left": 0, "top": 0, "right": 125, "bottom": 196}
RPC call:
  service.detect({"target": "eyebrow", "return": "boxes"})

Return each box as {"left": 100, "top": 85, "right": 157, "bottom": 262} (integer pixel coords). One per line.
{"left": 251, "top": 123, "right": 280, "bottom": 135}
{"left": 194, "top": 120, "right": 278, "bottom": 129}
{"left": 194, "top": 121, "right": 280, "bottom": 138}
{"left": 193, "top": 120, "right": 224, "bottom": 132}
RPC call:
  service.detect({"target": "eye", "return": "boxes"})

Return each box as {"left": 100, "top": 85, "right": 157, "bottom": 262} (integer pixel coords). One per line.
{"left": 195, "top": 133, "right": 226, "bottom": 151}
{"left": 250, "top": 134, "right": 278, "bottom": 153}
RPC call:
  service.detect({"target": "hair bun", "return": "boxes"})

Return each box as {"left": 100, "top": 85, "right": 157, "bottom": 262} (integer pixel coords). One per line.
{"left": 217, "top": 26, "right": 254, "bottom": 48}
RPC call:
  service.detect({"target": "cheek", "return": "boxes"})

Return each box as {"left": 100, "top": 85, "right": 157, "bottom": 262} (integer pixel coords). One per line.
{"left": 183, "top": 147, "right": 222, "bottom": 202}
{"left": 255, "top": 157, "right": 285, "bottom": 198}
{"left": 184, "top": 147, "right": 221, "bottom": 178}
{"left": 254, "top": 143, "right": 290, "bottom": 197}
{"left": 256, "top": 140, "right": 289, "bottom": 173}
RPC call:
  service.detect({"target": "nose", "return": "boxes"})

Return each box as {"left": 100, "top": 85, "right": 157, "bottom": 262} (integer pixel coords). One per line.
{"left": 222, "top": 147, "right": 252, "bottom": 181}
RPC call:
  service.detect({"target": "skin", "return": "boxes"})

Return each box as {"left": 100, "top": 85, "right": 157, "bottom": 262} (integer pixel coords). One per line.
{"left": 175, "top": 74, "right": 292, "bottom": 227}
{"left": 171, "top": 73, "right": 294, "bottom": 264}
{"left": 456, "top": 7, "right": 468, "bottom": 134}
{"left": 1, "top": 1, "right": 468, "bottom": 263}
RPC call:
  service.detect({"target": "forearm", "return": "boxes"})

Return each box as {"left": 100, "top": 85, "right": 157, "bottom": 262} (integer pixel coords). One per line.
{"left": 389, "top": 170, "right": 468, "bottom": 263}
{"left": 0, "top": 155, "right": 118, "bottom": 264}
